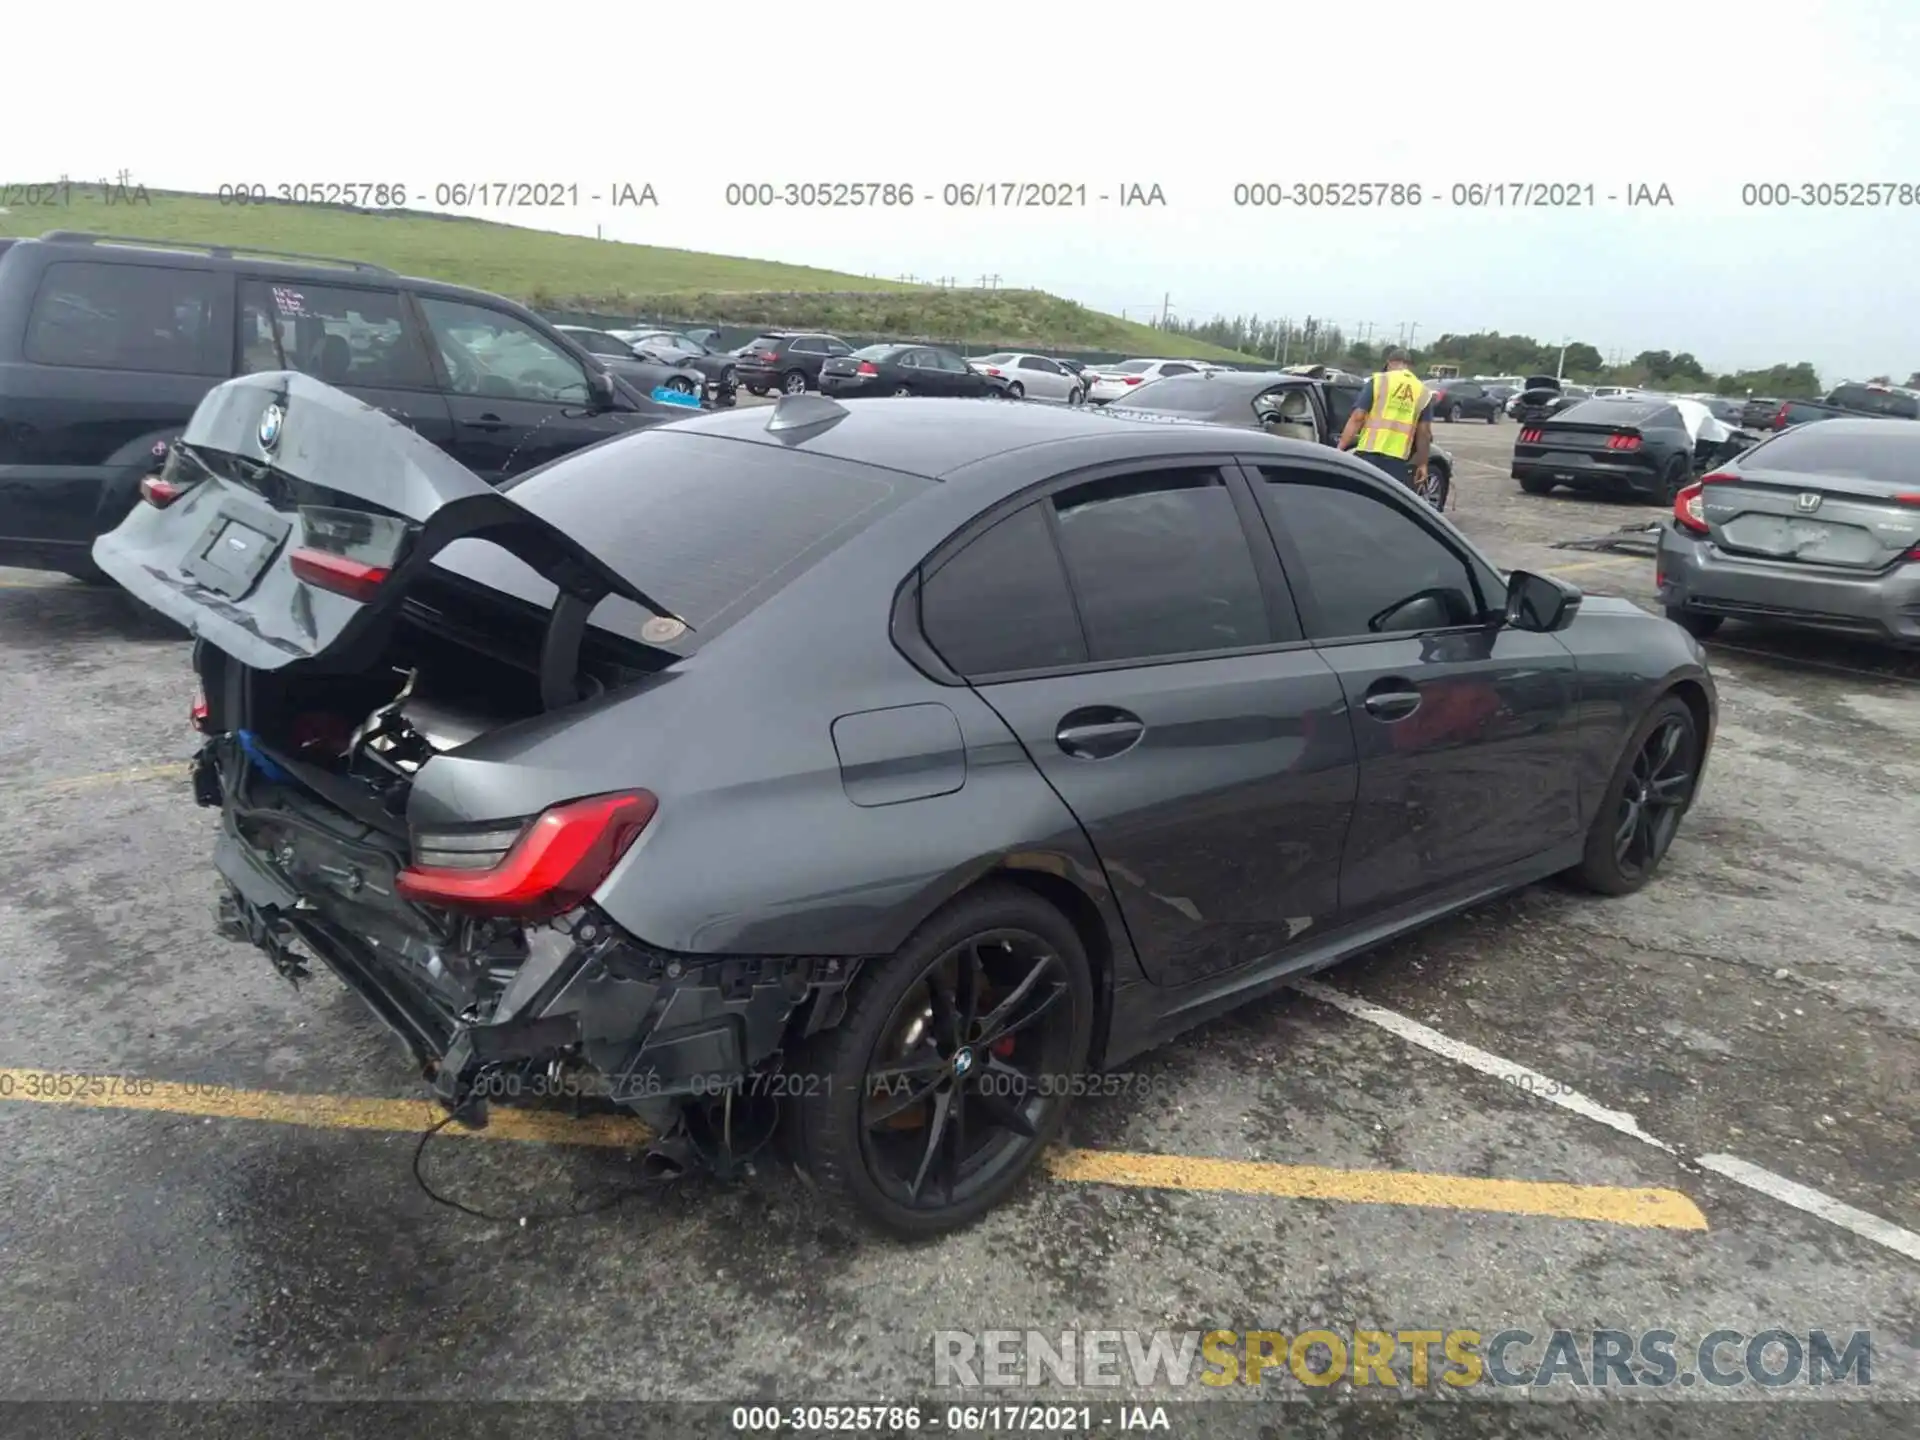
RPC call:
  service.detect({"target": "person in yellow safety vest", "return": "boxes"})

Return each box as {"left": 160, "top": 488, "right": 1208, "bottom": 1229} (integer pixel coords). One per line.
{"left": 1336, "top": 346, "right": 1435, "bottom": 495}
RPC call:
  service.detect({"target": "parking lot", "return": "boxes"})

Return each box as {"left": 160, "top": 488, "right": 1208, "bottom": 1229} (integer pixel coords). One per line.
{"left": 1, "top": 415, "right": 1916, "bottom": 1417}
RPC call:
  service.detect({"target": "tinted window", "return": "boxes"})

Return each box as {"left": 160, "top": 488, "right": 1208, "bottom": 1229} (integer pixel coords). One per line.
{"left": 921, "top": 503, "right": 1087, "bottom": 676}
{"left": 565, "top": 329, "right": 633, "bottom": 356}
{"left": 747, "top": 335, "right": 785, "bottom": 352}
{"left": 25, "top": 261, "right": 227, "bottom": 375}
{"left": 418, "top": 297, "right": 589, "bottom": 403}
{"left": 458, "top": 431, "right": 928, "bottom": 648}
{"left": 1829, "top": 385, "right": 1920, "bottom": 419}
{"left": 789, "top": 337, "right": 827, "bottom": 353}
{"left": 1051, "top": 469, "right": 1273, "bottom": 660}
{"left": 240, "top": 280, "right": 431, "bottom": 387}
{"left": 1258, "top": 469, "right": 1481, "bottom": 638}
{"left": 1118, "top": 373, "right": 1245, "bottom": 414}
{"left": 930, "top": 349, "right": 971, "bottom": 373}
{"left": 1161, "top": 363, "right": 1196, "bottom": 376}
{"left": 1551, "top": 399, "right": 1670, "bottom": 427}
{"left": 1742, "top": 424, "right": 1920, "bottom": 484}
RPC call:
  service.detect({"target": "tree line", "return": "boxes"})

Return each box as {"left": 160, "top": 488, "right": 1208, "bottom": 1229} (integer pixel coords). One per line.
{"left": 1148, "top": 314, "right": 1914, "bottom": 398}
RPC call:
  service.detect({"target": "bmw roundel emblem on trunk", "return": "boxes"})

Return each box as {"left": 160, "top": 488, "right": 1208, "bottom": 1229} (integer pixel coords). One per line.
{"left": 258, "top": 403, "right": 284, "bottom": 450}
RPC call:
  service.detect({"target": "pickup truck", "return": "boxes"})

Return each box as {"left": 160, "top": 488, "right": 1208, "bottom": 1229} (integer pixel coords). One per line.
{"left": 1101, "top": 368, "right": 1456, "bottom": 509}
{"left": 1762, "top": 382, "right": 1920, "bottom": 429}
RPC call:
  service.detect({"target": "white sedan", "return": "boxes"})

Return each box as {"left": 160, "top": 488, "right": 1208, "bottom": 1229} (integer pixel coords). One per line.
{"left": 967, "top": 353, "right": 1086, "bottom": 404}
{"left": 1086, "top": 358, "right": 1216, "bottom": 405}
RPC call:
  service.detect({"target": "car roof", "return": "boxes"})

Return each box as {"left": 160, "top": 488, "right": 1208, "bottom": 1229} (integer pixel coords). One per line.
{"left": 658, "top": 395, "right": 1261, "bottom": 478}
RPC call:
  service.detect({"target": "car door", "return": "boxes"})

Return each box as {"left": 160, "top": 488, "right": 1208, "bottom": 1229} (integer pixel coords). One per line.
{"left": 1245, "top": 460, "right": 1582, "bottom": 915}
{"left": 238, "top": 278, "right": 454, "bottom": 455}
{"left": 916, "top": 462, "right": 1359, "bottom": 988}
{"left": 929, "top": 347, "right": 986, "bottom": 397}
{"left": 414, "top": 295, "right": 643, "bottom": 482}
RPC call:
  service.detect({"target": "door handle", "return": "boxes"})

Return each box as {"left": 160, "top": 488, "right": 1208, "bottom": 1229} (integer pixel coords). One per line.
{"left": 1361, "top": 680, "right": 1422, "bottom": 721}
{"left": 463, "top": 414, "right": 511, "bottom": 431}
{"left": 1056, "top": 707, "right": 1145, "bottom": 760}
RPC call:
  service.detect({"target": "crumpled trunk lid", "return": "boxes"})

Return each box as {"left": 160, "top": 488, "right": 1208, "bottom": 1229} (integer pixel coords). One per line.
{"left": 92, "top": 371, "right": 680, "bottom": 676}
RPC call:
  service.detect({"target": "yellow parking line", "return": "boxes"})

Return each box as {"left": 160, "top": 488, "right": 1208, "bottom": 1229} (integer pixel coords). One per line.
{"left": 1548, "top": 556, "right": 1643, "bottom": 577}
{"left": 39, "top": 760, "right": 191, "bottom": 793}
{"left": 1046, "top": 1150, "right": 1704, "bottom": 1230}
{"left": 1, "top": 1067, "right": 1706, "bottom": 1230}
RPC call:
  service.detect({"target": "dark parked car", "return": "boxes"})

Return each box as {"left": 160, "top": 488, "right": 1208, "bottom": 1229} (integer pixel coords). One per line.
{"left": 1660, "top": 418, "right": 1920, "bottom": 646}
{"left": 94, "top": 376, "right": 1716, "bottom": 1234}
{"left": 605, "top": 327, "right": 740, "bottom": 404}
{"left": 1513, "top": 396, "right": 1742, "bottom": 502}
{"left": 1740, "top": 396, "right": 1782, "bottom": 428}
{"left": 1104, "top": 369, "right": 1455, "bottom": 510}
{"left": 819, "top": 344, "right": 998, "bottom": 399}
{"left": 1427, "top": 379, "right": 1504, "bottom": 423}
{"left": 553, "top": 325, "right": 715, "bottom": 405}
{"left": 1509, "top": 375, "right": 1574, "bottom": 425}
{"left": 0, "top": 231, "right": 683, "bottom": 581}
{"left": 1760, "top": 382, "right": 1920, "bottom": 430}
{"left": 734, "top": 332, "right": 855, "bottom": 396}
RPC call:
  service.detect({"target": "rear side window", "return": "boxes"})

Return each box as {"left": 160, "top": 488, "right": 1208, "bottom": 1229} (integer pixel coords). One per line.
{"left": 921, "top": 504, "right": 1087, "bottom": 676}
{"left": 25, "top": 261, "right": 227, "bottom": 375}
{"left": 1828, "top": 385, "right": 1920, "bottom": 419}
{"left": 1051, "top": 469, "right": 1274, "bottom": 660}
{"left": 239, "top": 280, "right": 431, "bottom": 388}
{"left": 1743, "top": 425, "right": 1920, "bottom": 484}
{"left": 456, "top": 430, "right": 930, "bottom": 647}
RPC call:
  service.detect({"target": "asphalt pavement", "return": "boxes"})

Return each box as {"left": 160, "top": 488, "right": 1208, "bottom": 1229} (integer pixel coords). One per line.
{"left": 0, "top": 415, "right": 1915, "bottom": 1430}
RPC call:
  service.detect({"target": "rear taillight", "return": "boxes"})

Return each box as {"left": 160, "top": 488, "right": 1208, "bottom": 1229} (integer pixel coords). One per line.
{"left": 1123, "top": 376, "right": 1144, "bottom": 385}
{"left": 1773, "top": 403, "right": 1790, "bottom": 428}
{"left": 856, "top": 361, "right": 879, "bottom": 376}
{"left": 190, "top": 690, "right": 211, "bottom": 733}
{"left": 1674, "top": 481, "right": 1710, "bottom": 534}
{"left": 1895, "top": 493, "right": 1920, "bottom": 506}
{"left": 395, "top": 790, "right": 658, "bottom": 921}
{"left": 289, "top": 548, "right": 389, "bottom": 603}
{"left": 1520, "top": 427, "right": 1543, "bottom": 443}
{"left": 141, "top": 474, "right": 191, "bottom": 507}
{"left": 757, "top": 351, "right": 779, "bottom": 363}
{"left": 983, "top": 367, "right": 1002, "bottom": 376}
{"left": 1606, "top": 434, "right": 1642, "bottom": 451}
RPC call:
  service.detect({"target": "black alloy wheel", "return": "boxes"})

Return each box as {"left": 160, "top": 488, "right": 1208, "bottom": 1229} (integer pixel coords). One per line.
{"left": 787, "top": 887, "right": 1093, "bottom": 1235}
{"left": 1659, "top": 455, "right": 1690, "bottom": 505}
{"left": 1568, "top": 695, "right": 1701, "bottom": 895}
{"left": 666, "top": 376, "right": 696, "bottom": 396}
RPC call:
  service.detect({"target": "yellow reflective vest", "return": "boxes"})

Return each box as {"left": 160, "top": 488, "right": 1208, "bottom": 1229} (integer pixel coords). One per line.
{"left": 1357, "top": 369, "right": 1427, "bottom": 460}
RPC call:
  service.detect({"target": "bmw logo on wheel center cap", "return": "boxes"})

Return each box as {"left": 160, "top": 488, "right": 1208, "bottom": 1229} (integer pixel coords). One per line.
{"left": 951, "top": 1048, "right": 974, "bottom": 1077}
{"left": 258, "top": 403, "right": 284, "bottom": 450}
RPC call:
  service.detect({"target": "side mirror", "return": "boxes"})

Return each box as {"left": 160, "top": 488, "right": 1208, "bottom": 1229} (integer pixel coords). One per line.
{"left": 585, "top": 367, "right": 618, "bottom": 411}
{"left": 1504, "top": 569, "right": 1581, "bottom": 632}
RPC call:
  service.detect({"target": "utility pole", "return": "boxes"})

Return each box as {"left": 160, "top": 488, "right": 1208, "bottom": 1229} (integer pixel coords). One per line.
{"left": 1160, "top": 292, "right": 1172, "bottom": 327}
{"left": 1556, "top": 335, "right": 1570, "bottom": 381}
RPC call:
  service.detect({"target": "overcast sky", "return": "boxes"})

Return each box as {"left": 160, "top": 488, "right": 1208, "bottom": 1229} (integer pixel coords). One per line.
{"left": 9, "top": 0, "right": 1915, "bottom": 382}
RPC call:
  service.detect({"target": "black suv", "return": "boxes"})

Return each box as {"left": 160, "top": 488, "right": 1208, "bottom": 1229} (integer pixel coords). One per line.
{"left": 733, "top": 331, "right": 854, "bottom": 396}
{"left": 0, "top": 231, "right": 684, "bottom": 581}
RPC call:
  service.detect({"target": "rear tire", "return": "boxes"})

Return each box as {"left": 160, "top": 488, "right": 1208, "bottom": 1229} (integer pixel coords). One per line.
{"left": 893, "top": 385, "right": 913, "bottom": 397}
{"left": 1565, "top": 694, "right": 1702, "bottom": 896}
{"left": 1007, "top": 382, "right": 1024, "bottom": 399}
{"left": 1420, "top": 464, "right": 1452, "bottom": 511}
{"left": 1518, "top": 474, "right": 1555, "bottom": 495}
{"left": 1067, "top": 387, "right": 1083, "bottom": 406}
{"left": 747, "top": 384, "right": 768, "bottom": 397}
{"left": 1486, "top": 407, "right": 1499, "bottom": 424}
{"left": 1665, "top": 605, "right": 1724, "bottom": 640}
{"left": 1658, "top": 455, "right": 1690, "bottom": 505}
{"left": 1448, "top": 403, "right": 1463, "bottom": 422}
{"left": 785, "top": 885, "right": 1094, "bottom": 1237}
{"left": 782, "top": 369, "right": 809, "bottom": 396}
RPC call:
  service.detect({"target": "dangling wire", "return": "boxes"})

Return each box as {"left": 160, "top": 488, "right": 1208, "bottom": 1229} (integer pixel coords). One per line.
{"left": 409, "top": 1111, "right": 673, "bottom": 1226}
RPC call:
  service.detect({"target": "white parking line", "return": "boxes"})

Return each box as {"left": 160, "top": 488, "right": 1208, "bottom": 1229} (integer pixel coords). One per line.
{"left": 1696, "top": 1155, "right": 1920, "bottom": 1264}
{"left": 1290, "top": 980, "right": 1920, "bottom": 1268}
{"left": 1289, "top": 979, "right": 1674, "bottom": 1151}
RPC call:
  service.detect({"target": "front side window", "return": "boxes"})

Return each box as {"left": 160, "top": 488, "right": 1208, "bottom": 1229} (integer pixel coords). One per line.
{"left": 1051, "top": 469, "right": 1274, "bottom": 661}
{"left": 239, "top": 280, "right": 431, "bottom": 388}
{"left": 25, "top": 261, "right": 227, "bottom": 375}
{"left": 416, "top": 297, "right": 590, "bottom": 403}
{"left": 1258, "top": 468, "right": 1482, "bottom": 637}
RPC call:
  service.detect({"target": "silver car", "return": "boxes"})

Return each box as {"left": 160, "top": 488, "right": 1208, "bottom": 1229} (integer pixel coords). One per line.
{"left": 1659, "top": 417, "right": 1920, "bottom": 646}
{"left": 966, "top": 352, "right": 1085, "bottom": 404}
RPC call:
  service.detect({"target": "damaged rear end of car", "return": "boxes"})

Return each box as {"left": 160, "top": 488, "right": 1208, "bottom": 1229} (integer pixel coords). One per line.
{"left": 94, "top": 371, "right": 851, "bottom": 1174}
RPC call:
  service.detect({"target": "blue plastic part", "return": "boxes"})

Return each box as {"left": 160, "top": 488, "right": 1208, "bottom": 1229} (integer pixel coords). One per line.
{"left": 651, "top": 386, "right": 703, "bottom": 408}
{"left": 236, "top": 729, "right": 291, "bottom": 782}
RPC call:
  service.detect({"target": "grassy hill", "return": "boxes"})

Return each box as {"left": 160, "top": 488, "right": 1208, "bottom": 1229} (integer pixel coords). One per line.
{"left": 0, "top": 190, "right": 1257, "bottom": 360}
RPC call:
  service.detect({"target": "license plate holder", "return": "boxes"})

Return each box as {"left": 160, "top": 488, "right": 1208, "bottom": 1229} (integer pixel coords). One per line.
{"left": 182, "top": 502, "right": 291, "bottom": 599}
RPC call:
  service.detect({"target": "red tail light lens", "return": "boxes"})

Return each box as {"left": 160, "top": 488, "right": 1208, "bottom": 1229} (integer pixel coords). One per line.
{"left": 1700, "top": 471, "right": 1738, "bottom": 485}
{"left": 1520, "top": 427, "right": 1544, "bottom": 443}
{"left": 1894, "top": 493, "right": 1920, "bottom": 506}
{"left": 289, "top": 548, "right": 390, "bottom": 603}
{"left": 190, "top": 690, "right": 211, "bottom": 733}
{"left": 1773, "top": 403, "right": 1790, "bottom": 428}
{"left": 1673, "top": 481, "right": 1709, "bottom": 534}
{"left": 1123, "top": 376, "right": 1144, "bottom": 385}
{"left": 1606, "top": 434, "right": 1642, "bottom": 451}
{"left": 757, "top": 351, "right": 779, "bottom": 363}
{"left": 855, "top": 361, "right": 879, "bottom": 376}
{"left": 396, "top": 790, "right": 658, "bottom": 921}
{"left": 983, "top": 367, "right": 1002, "bottom": 376}
{"left": 141, "top": 475, "right": 190, "bottom": 507}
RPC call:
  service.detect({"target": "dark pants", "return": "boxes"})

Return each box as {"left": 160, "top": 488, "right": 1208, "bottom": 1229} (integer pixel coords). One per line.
{"left": 1353, "top": 450, "right": 1411, "bottom": 486}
